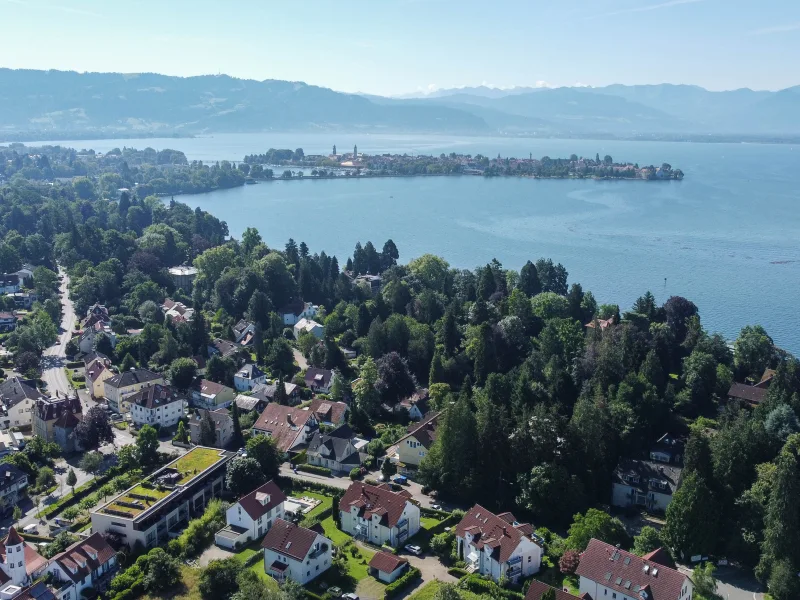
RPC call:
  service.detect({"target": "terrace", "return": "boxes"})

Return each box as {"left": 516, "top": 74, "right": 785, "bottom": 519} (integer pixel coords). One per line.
{"left": 98, "top": 447, "right": 226, "bottom": 519}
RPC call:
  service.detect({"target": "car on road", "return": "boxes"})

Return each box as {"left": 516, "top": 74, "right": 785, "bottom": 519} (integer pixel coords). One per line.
{"left": 342, "top": 594, "right": 359, "bottom": 600}
{"left": 392, "top": 475, "right": 408, "bottom": 485}
{"left": 404, "top": 544, "right": 422, "bottom": 556}
{"left": 431, "top": 503, "right": 442, "bottom": 510}
{"left": 328, "top": 587, "right": 343, "bottom": 598}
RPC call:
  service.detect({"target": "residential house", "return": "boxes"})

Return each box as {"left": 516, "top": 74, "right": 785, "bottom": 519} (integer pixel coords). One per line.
{"left": 251, "top": 381, "right": 300, "bottom": 405}
{"left": 278, "top": 300, "right": 319, "bottom": 326}
{"left": 234, "top": 394, "right": 269, "bottom": 415}
{"left": 189, "top": 378, "right": 236, "bottom": 410}
{"left": 0, "top": 377, "right": 46, "bottom": 429}
{"left": 44, "top": 533, "right": 118, "bottom": 599}
{"left": 368, "top": 552, "right": 408, "bottom": 583}
{"left": 190, "top": 408, "right": 234, "bottom": 448}
{"left": 129, "top": 384, "right": 186, "bottom": 429}
{"left": 307, "top": 399, "right": 348, "bottom": 426}
{"left": 84, "top": 356, "right": 114, "bottom": 400}
{"left": 168, "top": 265, "right": 198, "bottom": 291}
{"left": 0, "top": 465, "right": 28, "bottom": 510}
{"left": 261, "top": 519, "right": 332, "bottom": 585}
{"left": 33, "top": 395, "right": 82, "bottom": 452}
{"left": 611, "top": 459, "right": 683, "bottom": 513}
{"left": 0, "top": 527, "right": 48, "bottom": 588}
{"left": 10, "top": 292, "right": 37, "bottom": 310}
{"left": 13, "top": 265, "right": 33, "bottom": 283}
{"left": 307, "top": 424, "right": 365, "bottom": 473}
{"left": 234, "top": 364, "right": 267, "bottom": 392}
{"left": 233, "top": 320, "right": 256, "bottom": 346}
{"left": 756, "top": 368, "right": 776, "bottom": 388}
{"left": 0, "top": 312, "right": 16, "bottom": 333}
{"left": 0, "top": 275, "right": 20, "bottom": 295}
{"left": 208, "top": 338, "right": 240, "bottom": 360}
{"left": 339, "top": 482, "right": 420, "bottom": 548}
{"left": 727, "top": 382, "right": 767, "bottom": 406}
{"left": 585, "top": 316, "right": 616, "bottom": 330}
{"left": 576, "top": 538, "right": 693, "bottom": 600}
{"left": 399, "top": 389, "right": 429, "bottom": 421}
{"left": 455, "top": 505, "right": 543, "bottom": 583}
{"left": 91, "top": 447, "right": 233, "bottom": 548}
{"left": 103, "top": 368, "right": 164, "bottom": 414}
{"left": 78, "top": 321, "right": 117, "bottom": 354}
{"left": 648, "top": 433, "right": 685, "bottom": 465}
{"left": 251, "top": 404, "right": 319, "bottom": 455}
{"left": 385, "top": 412, "right": 440, "bottom": 472}
{"left": 525, "top": 580, "right": 583, "bottom": 600}
{"left": 215, "top": 480, "right": 286, "bottom": 549}
{"left": 293, "top": 318, "right": 324, "bottom": 340}
{"left": 304, "top": 368, "right": 333, "bottom": 394}
{"left": 354, "top": 274, "right": 382, "bottom": 295}
{"left": 82, "top": 303, "right": 109, "bottom": 329}
{"left": 161, "top": 299, "right": 194, "bottom": 324}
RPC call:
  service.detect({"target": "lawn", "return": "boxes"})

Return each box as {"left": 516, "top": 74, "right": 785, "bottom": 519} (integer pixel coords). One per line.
{"left": 321, "top": 515, "right": 351, "bottom": 546}
{"left": 293, "top": 491, "right": 333, "bottom": 522}
{"left": 421, "top": 516, "right": 442, "bottom": 530}
{"left": 408, "top": 581, "right": 484, "bottom": 600}
{"left": 534, "top": 568, "right": 579, "bottom": 595}
{"left": 174, "top": 447, "right": 225, "bottom": 483}
{"left": 141, "top": 565, "right": 202, "bottom": 600}
{"left": 407, "top": 515, "right": 445, "bottom": 551}
{"left": 311, "top": 515, "right": 377, "bottom": 593}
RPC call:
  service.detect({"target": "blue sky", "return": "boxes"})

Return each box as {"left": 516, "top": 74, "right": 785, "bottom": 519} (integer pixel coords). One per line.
{"left": 1, "top": 0, "right": 798, "bottom": 95}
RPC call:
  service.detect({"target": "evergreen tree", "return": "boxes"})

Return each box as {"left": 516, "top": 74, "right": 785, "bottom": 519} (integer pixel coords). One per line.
{"left": 199, "top": 410, "right": 217, "bottom": 446}
{"left": 663, "top": 472, "right": 719, "bottom": 559}
{"left": 518, "top": 260, "right": 542, "bottom": 297}
{"left": 231, "top": 401, "right": 244, "bottom": 447}
{"left": 429, "top": 349, "right": 445, "bottom": 384}
{"left": 273, "top": 377, "right": 288, "bottom": 406}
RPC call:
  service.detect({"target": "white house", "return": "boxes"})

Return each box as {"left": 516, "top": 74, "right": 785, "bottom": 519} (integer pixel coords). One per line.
{"left": 103, "top": 368, "right": 164, "bottom": 414}
{"left": 293, "top": 318, "right": 324, "bottom": 340}
{"left": 0, "top": 312, "right": 15, "bottom": 333}
{"left": 78, "top": 322, "right": 117, "bottom": 354}
{"left": 45, "top": 533, "right": 118, "bottom": 599}
{"left": 261, "top": 519, "right": 332, "bottom": 585}
{"left": 368, "top": 552, "right": 409, "bottom": 583}
{"left": 0, "top": 527, "right": 47, "bottom": 588}
{"left": 307, "top": 425, "right": 365, "bottom": 473}
{"left": 251, "top": 404, "right": 319, "bottom": 455}
{"left": 304, "top": 368, "right": 333, "bottom": 394}
{"left": 339, "top": 482, "right": 420, "bottom": 548}
{"left": 0, "top": 377, "right": 46, "bottom": 429}
{"left": 215, "top": 480, "right": 287, "bottom": 550}
{"left": 234, "top": 364, "right": 267, "bottom": 392}
{"left": 129, "top": 384, "right": 186, "bottom": 429}
{"left": 0, "top": 464, "right": 29, "bottom": 508}
{"left": 576, "top": 538, "right": 693, "bottom": 600}
{"left": 455, "top": 505, "right": 543, "bottom": 584}
{"left": 279, "top": 300, "right": 319, "bottom": 326}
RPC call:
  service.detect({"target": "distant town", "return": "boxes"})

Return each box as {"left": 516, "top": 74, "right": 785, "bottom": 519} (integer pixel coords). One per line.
{"left": 243, "top": 145, "right": 685, "bottom": 181}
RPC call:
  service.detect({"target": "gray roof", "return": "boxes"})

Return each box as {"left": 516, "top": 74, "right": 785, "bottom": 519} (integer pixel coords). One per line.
{"left": 104, "top": 368, "right": 162, "bottom": 389}
{"left": 307, "top": 424, "right": 361, "bottom": 465}
{"left": 0, "top": 377, "right": 46, "bottom": 408}
{"left": 237, "top": 364, "right": 265, "bottom": 380}
{"left": 0, "top": 464, "right": 27, "bottom": 493}
{"left": 613, "top": 458, "right": 683, "bottom": 496}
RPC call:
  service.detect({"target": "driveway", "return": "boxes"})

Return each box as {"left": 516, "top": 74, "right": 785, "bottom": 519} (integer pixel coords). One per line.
{"left": 40, "top": 269, "right": 76, "bottom": 398}
{"left": 677, "top": 564, "right": 764, "bottom": 600}
{"left": 354, "top": 543, "right": 455, "bottom": 600}
{"left": 293, "top": 348, "right": 308, "bottom": 371}
{"left": 198, "top": 544, "right": 235, "bottom": 566}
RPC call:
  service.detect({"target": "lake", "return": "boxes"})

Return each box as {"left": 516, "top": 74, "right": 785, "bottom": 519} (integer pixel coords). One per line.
{"left": 26, "top": 133, "right": 800, "bottom": 354}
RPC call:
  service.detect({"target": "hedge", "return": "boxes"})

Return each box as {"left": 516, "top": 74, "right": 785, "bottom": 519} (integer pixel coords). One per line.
{"left": 243, "top": 551, "right": 262, "bottom": 568}
{"left": 65, "top": 361, "right": 83, "bottom": 369}
{"left": 448, "top": 567, "right": 468, "bottom": 578}
{"left": 20, "top": 532, "right": 54, "bottom": 543}
{"left": 420, "top": 507, "right": 451, "bottom": 520}
{"left": 296, "top": 464, "right": 331, "bottom": 476}
{"left": 459, "top": 575, "right": 524, "bottom": 600}
{"left": 384, "top": 566, "right": 421, "bottom": 599}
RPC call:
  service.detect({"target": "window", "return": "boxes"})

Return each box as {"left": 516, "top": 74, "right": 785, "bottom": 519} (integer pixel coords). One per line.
{"left": 527, "top": 556, "right": 531, "bottom": 563}
{"left": 17, "top": 562, "right": 22, "bottom": 567}
{"left": 612, "top": 594, "right": 616, "bottom": 599}
{"left": 316, "top": 565, "right": 319, "bottom": 571}
{"left": 307, "top": 571, "right": 310, "bottom": 577}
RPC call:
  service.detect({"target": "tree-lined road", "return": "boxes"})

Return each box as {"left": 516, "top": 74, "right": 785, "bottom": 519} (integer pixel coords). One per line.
{"left": 40, "top": 269, "right": 76, "bottom": 398}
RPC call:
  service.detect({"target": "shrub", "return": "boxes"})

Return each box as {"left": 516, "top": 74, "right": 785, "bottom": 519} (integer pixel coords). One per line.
{"left": 364, "top": 477, "right": 379, "bottom": 486}
{"left": 349, "top": 468, "right": 361, "bottom": 480}
{"left": 384, "top": 566, "right": 421, "bottom": 599}
{"left": 447, "top": 567, "right": 468, "bottom": 578}
{"left": 297, "top": 464, "right": 331, "bottom": 476}
{"left": 559, "top": 549, "right": 580, "bottom": 574}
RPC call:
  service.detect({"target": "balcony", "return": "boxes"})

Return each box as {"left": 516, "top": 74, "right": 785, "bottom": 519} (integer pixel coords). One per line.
{"left": 397, "top": 518, "right": 408, "bottom": 529}
{"left": 507, "top": 556, "right": 522, "bottom": 566}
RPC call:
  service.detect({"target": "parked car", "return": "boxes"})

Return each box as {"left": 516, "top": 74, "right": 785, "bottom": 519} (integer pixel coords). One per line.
{"left": 392, "top": 475, "right": 408, "bottom": 485}
{"left": 342, "top": 594, "right": 359, "bottom": 600}
{"left": 404, "top": 544, "right": 422, "bottom": 556}
{"left": 328, "top": 587, "right": 343, "bottom": 598}
{"left": 431, "top": 503, "right": 442, "bottom": 510}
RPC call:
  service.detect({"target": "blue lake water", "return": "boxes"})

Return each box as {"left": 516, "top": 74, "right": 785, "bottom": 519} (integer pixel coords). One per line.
{"left": 28, "top": 133, "right": 800, "bottom": 354}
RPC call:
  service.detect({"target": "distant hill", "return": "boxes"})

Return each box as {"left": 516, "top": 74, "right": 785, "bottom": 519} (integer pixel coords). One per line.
{"left": 1, "top": 69, "right": 798, "bottom": 139}
{"left": 0, "top": 69, "right": 489, "bottom": 137}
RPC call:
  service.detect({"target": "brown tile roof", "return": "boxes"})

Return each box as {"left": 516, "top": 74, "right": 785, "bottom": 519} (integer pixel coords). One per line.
{"left": 261, "top": 518, "right": 321, "bottom": 561}
{"left": 252, "top": 404, "right": 317, "bottom": 453}
{"left": 304, "top": 367, "right": 333, "bottom": 389}
{"left": 525, "top": 580, "right": 583, "bottom": 600}
{"left": 727, "top": 382, "right": 767, "bottom": 405}
{"left": 52, "top": 532, "right": 116, "bottom": 583}
{"left": 53, "top": 410, "right": 81, "bottom": 429}
{"left": 4, "top": 527, "right": 22, "bottom": 545}
{"left": 85, "top": 358, "right": 109, "bottom": 383}
{"left": 455, "top": 504, "right": 539, "bottom": 564}
{"left": 191, "top": 378, "right": 231, "bottom": 398}
{"left": 392, "top": 411, "right": 441, "bottom": 450}
{"left": 641, "top": 547, "right": 675, "bottom": 569}
{"left": 237, "top": 480, "right": 287, "bottom": 521}
{"left": 340, "top": 482, "right": 413, "bottom": 528}
{"left": 0, "top": 529, "right": 47, "bottom": 578}
{"left": 756, "top": 368, "right": 777, "bottom": 388}
{"left": 575, "top": 538, "right": 688, "bottom": 600}
{"left": 399, "top": 389, "right": 429, "bottom": 411}
{"left": 130, "top": 384, "right": 184, "bottom": 410}
{"left": 308, "top": 399, "right": 348, "bottom": 424}
{"left": 368, "top": 551, "right": 408, "bottom": 574}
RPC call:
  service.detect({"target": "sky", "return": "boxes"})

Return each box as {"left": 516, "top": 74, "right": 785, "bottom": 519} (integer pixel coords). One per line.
{"left": 1, "top": 0, "right": 799, "bottom": 95}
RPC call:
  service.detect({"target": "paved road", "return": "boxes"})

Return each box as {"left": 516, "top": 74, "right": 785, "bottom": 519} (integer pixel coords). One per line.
{"left": 279, "top": 466, "right": 438, "bottom": 509}
{"left": 40, "top": 269, "right": 76, "bottom": 398}
{"left": 293, "top": 348, "right": 308, "bottom": 371}
{"left": 677, "top": 565, "right": 763, "bottom": 600}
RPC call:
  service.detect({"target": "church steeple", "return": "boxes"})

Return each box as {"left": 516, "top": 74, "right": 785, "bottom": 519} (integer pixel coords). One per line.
{"left": 333, "top": 144, "right": 336, "bottom": 156}
{"left": 3, "top": 527, "right": 29, "bottom": 585}
{"left": 353, "top": 144, "right": 357, "bottom": 157}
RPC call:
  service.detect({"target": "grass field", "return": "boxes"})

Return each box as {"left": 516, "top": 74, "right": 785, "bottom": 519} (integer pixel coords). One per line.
{"left": 141, "top": 565, "right": 202, "bottom": 600}
{"left": 408, "top": 581, "right": 484, "bottom": 600}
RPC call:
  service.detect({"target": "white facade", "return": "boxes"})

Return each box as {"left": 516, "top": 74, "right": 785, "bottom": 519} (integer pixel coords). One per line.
{"left": 78, "top": 327, "right": 117, "bottom": 354}
{"left": 131, "top": 397, "right": 185, "bottom": 429}
{"left": 458, "top": 533, "right": 542, "bottom": 583}
{"left": 611, "top": 482, "right": 674, "bottom": 513}
{"left": 293, "top": 318, "right": 324, "bottom": 340}
{"left": 234, "top": 367, "right": 267, "bottom": 392}
{"left": 340, "top": 500, "right": 420, "bottom": 548}
{"left": 4, "top": 398, "right": 34, "bottom": 429}
{"left": 281, "top": 302, "right": 319, "bottom": 326}
{"left": 578, "top": 576, "right": 693, "bottom": 600}
{"left": 226, "top": 499, "right": 284, "bottom": 542}
{"left": 263, "top": 533, "right": 332, "bottom": 585}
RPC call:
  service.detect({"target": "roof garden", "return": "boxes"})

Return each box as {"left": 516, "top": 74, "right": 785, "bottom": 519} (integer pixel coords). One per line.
{"left": 98, "top": 447, "right": 227, "bottom": 519}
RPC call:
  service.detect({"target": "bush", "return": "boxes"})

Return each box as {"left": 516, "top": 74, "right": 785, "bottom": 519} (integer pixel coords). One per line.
{"left": 384, "top": 566, "right": 421, "bottom": 599}
{"left": 364, "top": 477, "right": 379, "bottom": 486}
{"left": 349, "top": 468, "right": 361, "bottom": 480}
{"left": 169, "top": 499, "right": 227, "bottom": 558}
{"left": 448, "top": 567, "right": 468, "bottom": 578}
{"left": 296, "top": 464, "right": 331, "bottom": 476}
{"left": 459, "top": 575, "right": 524, "bottom": 600}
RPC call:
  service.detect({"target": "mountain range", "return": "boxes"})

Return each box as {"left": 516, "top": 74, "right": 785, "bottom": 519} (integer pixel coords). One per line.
{"left": 1, "top": 69, "right": 799, "bottom": 140}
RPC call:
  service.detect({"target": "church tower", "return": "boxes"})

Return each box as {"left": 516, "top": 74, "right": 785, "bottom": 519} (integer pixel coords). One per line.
{"left": 3, "top": 527, "right": 29, "bottom": 585}
{"left": 333, "top": 144, "right": 337, "bottom": 156}
{"left": 353, "top": 144, "right": 358, "bottom": 157}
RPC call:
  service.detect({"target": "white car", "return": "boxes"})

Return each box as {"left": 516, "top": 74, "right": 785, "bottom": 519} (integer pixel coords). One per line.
{"left": 404, "top": 544, "right": 422, "bottom": 556}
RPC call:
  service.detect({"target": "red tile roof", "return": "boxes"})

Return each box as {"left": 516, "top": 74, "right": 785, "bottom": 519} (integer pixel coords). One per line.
{"left": 525, "top": 580, "right": 584, "bottom": 600}
{"left": 52, "top": 532, "right": 116, "bottom": 583}
{"left": 340, "top": 482, "right": 413, "bottom": 528}
{"left": 455, "top": 504, "right": 540, "bottom": 564}
{"left": 253, "top": 404, "right": 317, "bottom": 453}
{"left": 641, "top": 547, "right": 675, "bottom": 569}
{"left": 4, "top": 527, "right": 22, "bottom": 545}
{"left": 575, "top": 538, "right": 688, "bottom": 600}
{"left": 237, "top": 480, "right": 287, "bottom": 521}
{"left": 261, "top": 518, "right": 322, "bottom": 561}
{"left": 368, "top": 551, "right": 408, "bottom": 574}
{"left": 130, "top": 384, "right": 184, "bottom": 410}
{"left": 308, "top": 399, "right": 348, "bottom": 424}
{"left": 0, "top": 529, "right": 47, "bottom": 577}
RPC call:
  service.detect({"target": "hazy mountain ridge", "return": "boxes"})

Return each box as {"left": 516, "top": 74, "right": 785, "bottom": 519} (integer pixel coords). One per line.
{"left": 1, "top": 68, "right": 798, "bottom": 139}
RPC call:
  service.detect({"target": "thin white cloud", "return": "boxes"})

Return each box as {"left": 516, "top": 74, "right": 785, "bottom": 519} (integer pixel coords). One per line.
{"left": 748, "top": 22, "right": 800, "bottom": 36}
{"left": 588, "top": 0, "right": 703, "bottom": 19}
{"left": 3, "top": 0, "right": 100, "bottom": 16}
